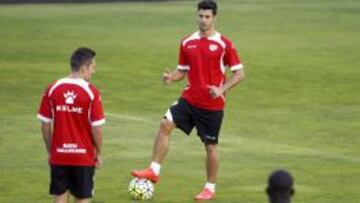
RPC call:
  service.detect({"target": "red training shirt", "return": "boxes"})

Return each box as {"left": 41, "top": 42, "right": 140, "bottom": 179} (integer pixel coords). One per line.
{"left": 37, "top": 78, "right": 105, "bottom": 166}
{"left": 178, "top": 31, "right": 243, "bottom": 111}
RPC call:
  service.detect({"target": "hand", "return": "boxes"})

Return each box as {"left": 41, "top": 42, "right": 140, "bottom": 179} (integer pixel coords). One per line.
{"left": 95, "top": 154, "right": 102, "bottom": 169}
{"left": 207, "top": 85, "right": 224, "bottom": 98}
{"left": 162, "top": 69, "right": 173, "bottom": 85}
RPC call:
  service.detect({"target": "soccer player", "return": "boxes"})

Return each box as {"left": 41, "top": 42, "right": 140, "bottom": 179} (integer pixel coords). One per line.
{"left": 266, "top": 170, "right": 295, "bottom": 203}
{"left": 37, "top": 47, "right": 105, "bottom": 203}
{"left": 131, "top": 0, "right": 245, "bottom": 200}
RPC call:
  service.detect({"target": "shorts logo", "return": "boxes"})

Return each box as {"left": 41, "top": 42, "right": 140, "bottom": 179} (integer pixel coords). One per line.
{"left": 209, "top": 44, "right": 218, "bottom": 52}
{"left": 64, "top": 91, "right": 77, "bottom": 104}
{"left": 205, "top": 135, "right": 216, "bottom": 140}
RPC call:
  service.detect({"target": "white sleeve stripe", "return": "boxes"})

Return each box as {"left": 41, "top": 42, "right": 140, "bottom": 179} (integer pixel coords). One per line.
{"left": 91, "top": 119, "right": 106, "bottom": 127}
{"left": 230, "top": 64, "right": 244, "bottom": 71}
{"left": 37, "top": 114, "right": 52, "bottom": 123}
{"left": 177, "top": 65, "right": 190, "bottom": 70}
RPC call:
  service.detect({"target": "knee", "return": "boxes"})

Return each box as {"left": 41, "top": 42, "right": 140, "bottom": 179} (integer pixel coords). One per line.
{"left": 205, "top": 144, "right": 217, "bottom": 153}
{"left": 160, "top": 119, "right": 174, "bottom": 134}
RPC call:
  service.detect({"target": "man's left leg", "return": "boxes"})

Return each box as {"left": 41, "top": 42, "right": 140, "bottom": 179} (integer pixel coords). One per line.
{"left": 194, "top": 143, "right": 218, "bottom": 200}
{"left": 75, "top": 198, "right": 90, "bottom": 203}
{"left": 193, "top": 107, "right": 223, "bottom": 201}
{"left": 71, "top": 166, "right": 94, "bottom": 203}
{"left": 205, "top": 144, "right": 219, "bottom": 184}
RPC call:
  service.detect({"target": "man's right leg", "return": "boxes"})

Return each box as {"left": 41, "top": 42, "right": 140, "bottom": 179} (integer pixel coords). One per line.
{"left": 131, "top": 118, "right": 175, "bottom": 182}
{"left": 51, "top": 165, "right": 70, "bottom": 203}
{"left": 54, "top": 191, "right": 69, "bottom": 203}
{"left": 132, "top": 98, "right": 194, "bottom": 183}
{"left": 152, "top": 118, "right": 176, "bottom": 164}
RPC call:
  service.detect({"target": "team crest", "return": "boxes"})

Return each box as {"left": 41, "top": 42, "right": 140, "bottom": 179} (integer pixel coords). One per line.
{"left": 64, "top": 91, "right": 77, "bottom": 104}
{"left": 209, "top": 44, "right": 218, "bottom": 51}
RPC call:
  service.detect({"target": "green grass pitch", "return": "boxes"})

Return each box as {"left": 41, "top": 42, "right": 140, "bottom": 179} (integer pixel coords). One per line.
{"left": 0, "top": 0, "right": 359, "bottom": 202}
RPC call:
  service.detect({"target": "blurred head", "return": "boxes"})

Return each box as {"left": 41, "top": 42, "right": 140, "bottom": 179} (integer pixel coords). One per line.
{"left": 70, "top": 47, "right": 96, "bottom": 81}
{"left": 266, "top": 170, "right": 295, "bottom": 203}
{"left": 197, "top": 0, "right": 217, "bottom": 33}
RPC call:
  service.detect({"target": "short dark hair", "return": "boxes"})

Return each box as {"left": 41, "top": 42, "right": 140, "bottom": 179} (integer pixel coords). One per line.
{"left": 267, "top": 170, "right": 294, "bottom": 203}
{"left": 70, "top": 47, "right": 96, "bottom": 72}
{"left": 198, "top": 0, "right": 218, "bottom": 15}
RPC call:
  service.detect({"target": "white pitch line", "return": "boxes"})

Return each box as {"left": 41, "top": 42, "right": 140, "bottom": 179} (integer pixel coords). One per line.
{"left": 106, "top": 112, "right": 157, "bottom": 124}
{"left": 106, "top": 112, "right": 360, "bottom": 163}
{"left": 228, "top": 135, "right": 360, "bottom": 163}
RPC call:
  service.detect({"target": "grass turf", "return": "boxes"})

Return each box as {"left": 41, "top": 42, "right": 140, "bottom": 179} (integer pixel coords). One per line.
{"left": 0, "top": 0, "right": 359, "bottom": 202}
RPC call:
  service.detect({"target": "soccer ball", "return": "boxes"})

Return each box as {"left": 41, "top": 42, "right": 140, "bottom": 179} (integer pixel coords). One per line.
{"left": 128, "top": 177, "right": 154, "bottom": 200}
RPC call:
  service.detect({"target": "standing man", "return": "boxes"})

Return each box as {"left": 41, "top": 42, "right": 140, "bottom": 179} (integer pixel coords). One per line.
{"left": 37, "top": 47, "right": 105, "bottom": 203}
{"left": 132, "top": 0, "right": 245, "bottom": 200}
{"left": 266, "top": 170, "right": 295, "bottom": 203}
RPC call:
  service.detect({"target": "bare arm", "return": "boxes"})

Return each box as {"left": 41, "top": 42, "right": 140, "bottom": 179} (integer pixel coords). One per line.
{"left": 92, "top": 126, "right": 103, "bottom": 168}
{"left": 221, "top": 68, "right": 245, "bottom": 92}
{"left": 41, "top": 121, "right": 52, "bottom": 154}
{"left": 208, "top": 68, "right": 245, "bottom": 98}
{"left": 162, "top": 69, "right": 187, "bottom": 85}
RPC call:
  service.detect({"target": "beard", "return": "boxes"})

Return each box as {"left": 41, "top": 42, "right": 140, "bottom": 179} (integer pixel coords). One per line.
{"left": 199, "top": 24, "right": 209, "bottom": 32}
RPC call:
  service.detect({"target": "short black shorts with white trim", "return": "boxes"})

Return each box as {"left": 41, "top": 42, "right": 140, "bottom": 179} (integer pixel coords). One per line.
{"left": 50, "top": 165, "right": 95, "bottom": 199}
{"left": 164, "top": 98, "right": 223, "bottom": 144}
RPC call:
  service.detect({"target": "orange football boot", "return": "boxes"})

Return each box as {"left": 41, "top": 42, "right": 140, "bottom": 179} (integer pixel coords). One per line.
{"left": 194, "top": 188, "right": 215, "bottom": 201}
{"left": 131, "top": 168, "right": 160, "bottom": 183}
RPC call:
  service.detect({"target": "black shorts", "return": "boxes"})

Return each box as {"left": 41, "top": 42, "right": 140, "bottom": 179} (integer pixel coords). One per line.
{"left": 50, "top": 165, "right": 95, "bottom": 199}
{"left": 165, "top": 98, "right": 223, "bottom": 144}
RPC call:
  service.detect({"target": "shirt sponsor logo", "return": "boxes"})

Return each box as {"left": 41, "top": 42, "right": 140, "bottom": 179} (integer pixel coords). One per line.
{"left": 209, "top": 44, "right": 218, "bottom": 51}
{"left": 56, "top": 105, "right": 83, "bottom": 114}
{"left": 56, "top": 143, "right": 86, "bottom": 154}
